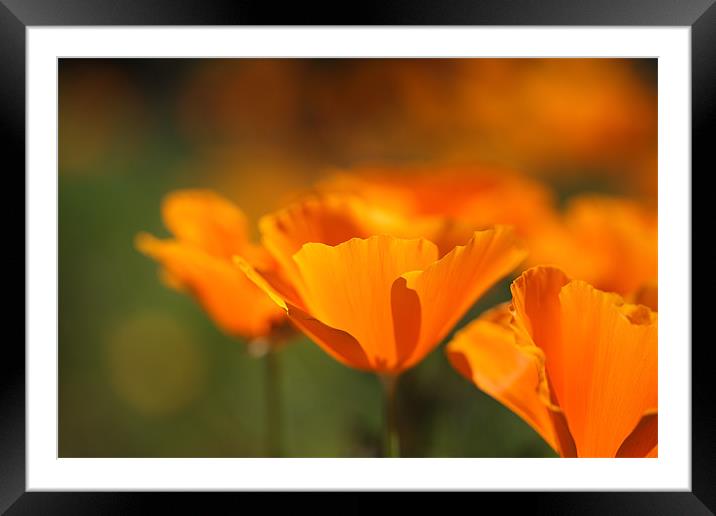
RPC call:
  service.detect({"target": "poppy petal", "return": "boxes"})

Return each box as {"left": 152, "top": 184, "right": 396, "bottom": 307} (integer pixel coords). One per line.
{"left": 401, "top": 226, "right": 528, "bottom": 369}
{"left": 556, "top": 281, "right": 658, "bottom": 457}
{"left": 286, "top": 304, "right": 373, "bottom": 371}
{"left": 390, "top": 275, "right": 423, "bottom": 367}
{"left": 510, "top": 266, "right": 571, "bottom": 405}
{"left": 292, "top": 235, "right": 438, "bottom": 371}
{"left": 234, "top": 255, "right": 305, "bottom": 311}
{"left": 236, "top": 255, "right": 371, "bottom": 368}
{"left": 616, "top": 410, "right": 658, "bottom": 458}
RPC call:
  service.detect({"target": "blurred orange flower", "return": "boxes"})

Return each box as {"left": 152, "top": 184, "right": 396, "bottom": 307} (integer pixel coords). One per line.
{"left": 319, "top": 166, "right": 556, "bottom": 241}
{"left": 136, "top": 189, "right": 286, "bottom": 339}
{"left": 239, "top": 226, "right": 527, "bottom": 374}
{"left": 527, "top": 195, "right": 657, "bottom": 295}
{"left": 260, "top": 193, "right": 480, "bottom": 265}
{"left": 630, "top": 280, "right": 658, "bottom": 312}
{"left": 456, "top": 59, "right": 656, "bottom": 166}
{"left": 447, "top": 266, "right": 657, "bottom": 457}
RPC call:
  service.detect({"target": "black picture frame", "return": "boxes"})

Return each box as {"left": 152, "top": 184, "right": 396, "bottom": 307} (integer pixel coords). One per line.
{"left": 4, "top": 1, "right": 713, "bottom": 513}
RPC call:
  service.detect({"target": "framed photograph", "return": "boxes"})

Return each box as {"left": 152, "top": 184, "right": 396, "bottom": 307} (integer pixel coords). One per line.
{"left": 6, "top": 0, "right": 713, "bottom": 512}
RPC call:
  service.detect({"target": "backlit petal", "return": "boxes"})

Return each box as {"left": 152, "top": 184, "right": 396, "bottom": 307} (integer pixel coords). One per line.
{"left": 286, "top": 304, "right": 373, "bottom": 371}
{"left": 401, "top": 226, "right": 528, "bottom": 368}
{"left": 556, "top": 281, "right": 658, "bottom": 457}
{"left": 292, "top": 235, "right": 438, "bottom": 371}
{"left": 510, "top": 266, "right": 571, "bottom": 404}
{"left": 236, "top": 255, "right": 371, "bottom": 368}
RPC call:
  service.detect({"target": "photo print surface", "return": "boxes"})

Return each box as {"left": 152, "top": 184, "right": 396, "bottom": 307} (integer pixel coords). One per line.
{"left": 58, "top": 58, "right": 658, "bottom": 458}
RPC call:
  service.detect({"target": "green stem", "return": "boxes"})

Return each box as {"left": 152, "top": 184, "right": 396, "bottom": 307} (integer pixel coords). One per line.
{"left": 380, "top": 374, "right": 400, "bottom": 458}
{"left": 264, "top": 348, "right": 282, "bottom": 457}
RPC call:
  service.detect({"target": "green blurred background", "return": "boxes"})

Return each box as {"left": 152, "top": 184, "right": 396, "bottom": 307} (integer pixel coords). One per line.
{"left": 59, "top": 58, "right": 656, "bottom": 457}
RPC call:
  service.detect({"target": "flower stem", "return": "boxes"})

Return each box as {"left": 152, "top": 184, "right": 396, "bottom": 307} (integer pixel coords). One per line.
{"left": 380, "top": 374, "right": 400, "bottom": 458}
{"left": 264, "top": 348, "right": 282, "bottom": 457}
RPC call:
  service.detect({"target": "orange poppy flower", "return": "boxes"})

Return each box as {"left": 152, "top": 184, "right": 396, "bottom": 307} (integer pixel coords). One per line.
{"left": 319, "top": 166, "right": 556, "bottom": 242}
{"left": 447, "top": 266, "right": 657, "bottom": 457}
{"left": 136, "top": 189, "right": 286, "bottom": 339}
{"left": 527, "top": 195, "right": 657, "bottom": 295}
{"left": 239, "top": 226, "right": 527, "bottom": 374}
